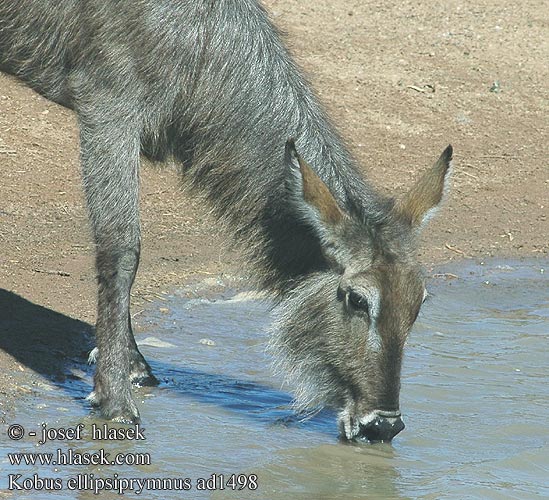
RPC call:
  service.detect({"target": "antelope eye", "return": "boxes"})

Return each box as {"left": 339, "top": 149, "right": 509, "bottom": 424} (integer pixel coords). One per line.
{"left": 347, "top": 290, "right": 369, "bottom": 313}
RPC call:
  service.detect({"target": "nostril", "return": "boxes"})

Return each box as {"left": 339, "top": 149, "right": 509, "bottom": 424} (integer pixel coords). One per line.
{"left": 358, "top": 416, "right": 405, "bottom": 443}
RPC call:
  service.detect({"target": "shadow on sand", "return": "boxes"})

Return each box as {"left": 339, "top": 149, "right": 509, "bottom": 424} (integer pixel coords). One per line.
{"left": 0, "top": 289, "right": 333, "bottom": 433}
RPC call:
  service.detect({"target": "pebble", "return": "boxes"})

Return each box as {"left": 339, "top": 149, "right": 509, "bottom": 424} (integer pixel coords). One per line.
{"left": 137, "top": 336, "right": 176, "bottom": 348}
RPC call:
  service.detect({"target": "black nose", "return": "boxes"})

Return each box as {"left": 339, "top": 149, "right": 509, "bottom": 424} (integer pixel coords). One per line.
{"left": 358, "top": 415, "right": 405, "bottom": 443}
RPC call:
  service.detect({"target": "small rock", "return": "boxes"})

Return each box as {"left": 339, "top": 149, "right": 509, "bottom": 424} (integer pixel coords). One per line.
{"left": 137, "top": 336, "right": 176, "bottom": 348}
{"left": 36, "top": 381, "right": 55, "bottom": 391}
{"left": 227, "top": 291, "right": 266, "bottom": 302}
{"left": 455, "top": 111, "right": 473, "bottom": 126}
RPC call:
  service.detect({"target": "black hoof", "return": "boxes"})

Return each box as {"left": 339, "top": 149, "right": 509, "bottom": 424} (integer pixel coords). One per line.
{"left": 131, "top": 373, "right": 160, "bottom": 387}
{"left": 129, "top": 350, "right": 158, "bottom": 386}
{"left": 87, "top": 390, "right": 140, "bottom": 424}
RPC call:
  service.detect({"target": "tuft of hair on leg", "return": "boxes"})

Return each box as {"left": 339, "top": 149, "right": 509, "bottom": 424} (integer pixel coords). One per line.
{"left": 87, "top": 347, "right": 99, "bottom": 365}
{"left": 86, "top": 390, "right": 99, "bottom": 406}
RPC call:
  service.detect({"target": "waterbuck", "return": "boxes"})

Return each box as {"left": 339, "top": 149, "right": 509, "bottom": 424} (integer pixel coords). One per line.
{"left": 0, "top": 0, "right": 452, "bottom": 442}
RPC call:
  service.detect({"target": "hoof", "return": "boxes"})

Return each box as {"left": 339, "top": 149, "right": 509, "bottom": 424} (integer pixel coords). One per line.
{"left": 111, "top": 413, "right": 141, "bottom": 425}
{"left": 87, "top": 391, "right": 140, "bottom": 424}
{"left": 129, "top": 350, "right": 158, "bottom": 387}
{"left": 131, "top": 373, "right": 159, "bottom": 387}
{"left": 89, "top": 347, "right": 159, "bottom": 386}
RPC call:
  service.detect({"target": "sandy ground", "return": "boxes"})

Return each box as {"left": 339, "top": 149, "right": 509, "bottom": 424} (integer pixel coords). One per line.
{"left": 0, "top": 0, "right": 547, "bottom": 422}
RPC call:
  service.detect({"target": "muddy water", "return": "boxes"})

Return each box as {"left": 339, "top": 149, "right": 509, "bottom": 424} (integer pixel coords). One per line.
{"left": 1, "top": 260, "right": 548, "bottom": 499}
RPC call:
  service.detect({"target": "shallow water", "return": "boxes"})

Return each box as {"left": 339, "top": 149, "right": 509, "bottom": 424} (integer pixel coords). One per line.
{"left": 1, "top": 260, "right": 548, "bottom": 499}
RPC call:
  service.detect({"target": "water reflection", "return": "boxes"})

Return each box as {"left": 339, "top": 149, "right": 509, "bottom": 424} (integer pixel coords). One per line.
{"left": 212, "top": 444, "right": 405, "bottom": 500}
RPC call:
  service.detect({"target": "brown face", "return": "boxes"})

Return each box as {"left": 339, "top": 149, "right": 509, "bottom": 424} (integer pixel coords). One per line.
{"left": 270, "top": 257, "right": 426, "bottom": 442}
{"left": 336, "top": 260, "right": 425, "bottom": 442}
{"left": 280, "top": 141, "right": 452, "bottom": 441}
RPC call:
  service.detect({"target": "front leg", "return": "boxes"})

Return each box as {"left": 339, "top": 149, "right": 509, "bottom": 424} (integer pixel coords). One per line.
{"left": 79, "top": 113, "right": 149, "bottom": 423}
{"left": 87, "top": 313, "right": 159, "bottom": 388}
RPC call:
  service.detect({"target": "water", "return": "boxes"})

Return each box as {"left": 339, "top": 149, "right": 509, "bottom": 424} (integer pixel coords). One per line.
{"left": 1, "top": 260, "right": 548, "bottom": 499}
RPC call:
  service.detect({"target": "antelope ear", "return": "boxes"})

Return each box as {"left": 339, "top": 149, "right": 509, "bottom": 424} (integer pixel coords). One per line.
{"left": 284, "top": 138, "right": 345, "bottom": 230}
{"left": 394, "top": 145, "right": 453, "bottom": 228}
{"left": 284, "top": 139, "right": 350, "bottom": 269}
